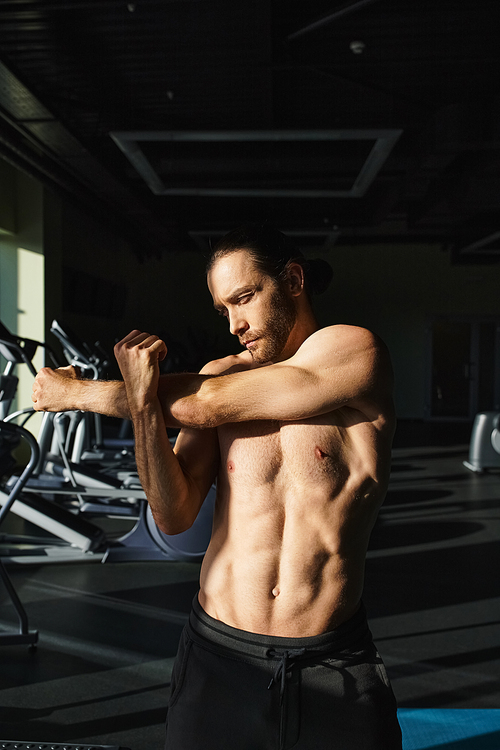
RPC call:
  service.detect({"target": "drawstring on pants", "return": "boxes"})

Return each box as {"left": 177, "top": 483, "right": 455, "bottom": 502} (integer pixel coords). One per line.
{"left": 267, "top": 648, "right": 307, "bottom": 750}
{"left": 267, "top": 647, "right": 307, "bottom": 704}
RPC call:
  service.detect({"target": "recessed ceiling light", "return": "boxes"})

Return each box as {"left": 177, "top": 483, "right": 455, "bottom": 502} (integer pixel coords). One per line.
{"left": 350, "top": 40, "right": 366, "bottom": 54}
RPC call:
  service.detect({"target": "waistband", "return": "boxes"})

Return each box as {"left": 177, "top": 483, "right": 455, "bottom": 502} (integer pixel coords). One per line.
{"left": 189, "top": 594, "right": 372, "bottom": 660}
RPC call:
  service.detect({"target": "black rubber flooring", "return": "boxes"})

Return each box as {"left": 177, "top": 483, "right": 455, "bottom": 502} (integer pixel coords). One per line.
{"left": 1, "top": 421, "right": 499, "bottom": 748}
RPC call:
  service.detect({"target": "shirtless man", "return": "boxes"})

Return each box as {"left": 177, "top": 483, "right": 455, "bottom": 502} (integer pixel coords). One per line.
{"left": 32, "top": 224, "right": 402, "bottom": 750}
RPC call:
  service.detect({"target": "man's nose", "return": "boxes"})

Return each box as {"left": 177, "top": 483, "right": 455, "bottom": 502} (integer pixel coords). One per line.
{"left": 228, "top": 311, "right": 248, "bottom": 337}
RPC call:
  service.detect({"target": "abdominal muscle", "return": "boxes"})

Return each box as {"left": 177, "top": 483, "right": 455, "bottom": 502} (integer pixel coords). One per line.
{"left": 197, "top": 414, "right": 390, "bottom": 637}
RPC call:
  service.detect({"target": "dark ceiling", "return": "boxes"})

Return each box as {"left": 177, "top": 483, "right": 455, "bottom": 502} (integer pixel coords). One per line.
{"left": 1, "top": 0, "right": 500, "bottom": 262}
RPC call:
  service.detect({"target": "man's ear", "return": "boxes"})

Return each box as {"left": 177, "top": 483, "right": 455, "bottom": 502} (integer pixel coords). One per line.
{"left": 285, "top": 262, "right": 305, "bottom": 297}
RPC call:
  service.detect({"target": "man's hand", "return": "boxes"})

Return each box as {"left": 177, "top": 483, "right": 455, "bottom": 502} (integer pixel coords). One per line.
{"left": 114, "top": 330, "right": 167, "bottom": 417}
{"left": 32, "top": 365, "right": 81, "bottom": 412}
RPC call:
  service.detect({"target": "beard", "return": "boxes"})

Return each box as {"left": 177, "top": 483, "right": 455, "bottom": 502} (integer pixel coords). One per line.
{"left": 243, "top": 285, "right": 297, "bottom": 364}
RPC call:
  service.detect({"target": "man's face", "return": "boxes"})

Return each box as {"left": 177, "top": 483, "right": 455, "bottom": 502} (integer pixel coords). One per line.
{"left": 207, "top": 249, "right": 297, "bottom": 364}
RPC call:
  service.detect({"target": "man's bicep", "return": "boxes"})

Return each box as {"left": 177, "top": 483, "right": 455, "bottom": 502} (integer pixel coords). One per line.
{"left": 209, "top": 362, "right": 346, "bottom": 422}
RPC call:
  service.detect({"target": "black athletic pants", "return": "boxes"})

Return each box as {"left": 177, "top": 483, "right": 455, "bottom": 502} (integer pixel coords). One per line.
{"left": 165, "top": 596, "right": 402, "bottom": 750}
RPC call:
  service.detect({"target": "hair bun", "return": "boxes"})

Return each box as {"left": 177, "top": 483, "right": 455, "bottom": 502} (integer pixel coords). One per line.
{"left": 306, "top": 258, "right": 333, "bottom": 295}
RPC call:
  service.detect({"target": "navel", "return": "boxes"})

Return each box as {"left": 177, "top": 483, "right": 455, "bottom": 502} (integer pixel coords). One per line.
{"left": 271, "top": 586, "right": 280, "bottom": 598}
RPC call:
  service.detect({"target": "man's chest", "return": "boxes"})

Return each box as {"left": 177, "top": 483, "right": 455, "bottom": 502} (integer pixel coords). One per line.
{"left": 217, "top": 413, "right": 350, "bottom": 486}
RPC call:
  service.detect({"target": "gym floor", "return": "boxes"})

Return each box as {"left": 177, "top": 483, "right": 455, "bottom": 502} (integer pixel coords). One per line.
{"left": 0, "top": 420, "right": 499, "bottom": 749}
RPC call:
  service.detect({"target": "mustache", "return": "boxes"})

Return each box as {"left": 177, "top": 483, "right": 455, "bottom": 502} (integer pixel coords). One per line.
{"left": 239, "top": 331, "right": 261, "bottom": 345}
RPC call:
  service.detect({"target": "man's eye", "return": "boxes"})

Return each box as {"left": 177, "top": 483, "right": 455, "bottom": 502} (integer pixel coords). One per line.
{"left": 238, "top": 293, "right": 253, "bottom": 304}
{"left": 218, "top": 309, "right": 228, "bottom": 318}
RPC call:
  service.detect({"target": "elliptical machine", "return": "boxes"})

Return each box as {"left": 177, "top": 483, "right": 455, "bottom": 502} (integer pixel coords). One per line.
{"left": 463, "top": 411, "right": 500, "bottom": 472}
{"left": 0, "top": 420, "right": 39, "bottom": 647}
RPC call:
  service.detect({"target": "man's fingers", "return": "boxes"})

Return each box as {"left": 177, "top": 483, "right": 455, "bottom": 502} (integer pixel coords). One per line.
{"left": 115, "top": 331, "right": 167, "bottom": 359}
{"left": 120, "top": 329, "right": 144, "bottom": 343}
{"left": 148, "top": 338, "right": 168, "bottom": 361}
{"left": 31, "top": 368, "right": 53, "bottom": 409}
{"left": 115, "top": 330, "right": 150, "bottom": 350}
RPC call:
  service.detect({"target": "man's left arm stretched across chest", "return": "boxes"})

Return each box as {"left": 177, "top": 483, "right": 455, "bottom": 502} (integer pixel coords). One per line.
{"left": 159, "top": 324, "right": 393, "bottom": 430}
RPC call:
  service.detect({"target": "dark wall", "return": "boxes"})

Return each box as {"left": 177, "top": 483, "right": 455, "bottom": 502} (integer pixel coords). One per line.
{"left": 43, "top": 190, "right": 237, "bottom": 376}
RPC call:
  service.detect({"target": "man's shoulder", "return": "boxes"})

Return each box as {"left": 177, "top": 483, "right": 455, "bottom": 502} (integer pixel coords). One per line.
{"left": 299, "top": 324, "right": 382, "bottom": 356}
{"left": 200, "top": 350, "right": 253, "bottom": 376}
{"left": 295, "top": 325, "right": 392, "bottom": 386}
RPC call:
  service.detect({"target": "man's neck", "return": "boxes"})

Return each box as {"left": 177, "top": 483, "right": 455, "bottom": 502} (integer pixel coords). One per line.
{"left": 275, "top": 313, "right": 319, "bottom": 363}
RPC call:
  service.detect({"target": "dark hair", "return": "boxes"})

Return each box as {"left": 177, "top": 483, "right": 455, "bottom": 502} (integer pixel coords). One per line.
{"left": 206, "top": 223, "right": 333, "bottom": 297}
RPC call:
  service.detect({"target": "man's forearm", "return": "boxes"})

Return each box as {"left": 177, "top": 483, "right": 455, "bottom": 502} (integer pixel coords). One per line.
{"left": 130, "top": 399, "right": 204, "bottom": 533}
{"left": 86, "top": 375, "right": 206, "bottom": 427}
{"left": 70, "top": 372, "right": 210, "bottom": 428}
{"left": 75, "top": 379, "right": 131, "bottom": 418}
{"left": 34, "top": 364, "right": 223, "bottom": 429}
{"left": 32, "top": 368, "right": 131, "bottom": 418}
{"left": 111, "top": 330, "right": 215, "bottom": 534}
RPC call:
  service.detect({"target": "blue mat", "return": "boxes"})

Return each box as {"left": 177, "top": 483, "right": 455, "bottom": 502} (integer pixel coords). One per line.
{"left": 398, "top": 709, "right": 500, "bottom": 750}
